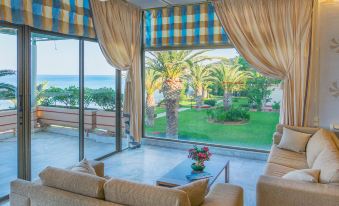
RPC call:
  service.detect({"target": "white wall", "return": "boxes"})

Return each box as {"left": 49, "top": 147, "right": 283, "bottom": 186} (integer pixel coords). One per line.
{"left": 318, "top": 2, "right": 339, "bottom": 128}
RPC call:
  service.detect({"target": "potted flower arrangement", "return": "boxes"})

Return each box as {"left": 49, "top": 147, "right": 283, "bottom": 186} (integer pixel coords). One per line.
{"left": 188, "top": 145, "right": 212, "bottom": 172}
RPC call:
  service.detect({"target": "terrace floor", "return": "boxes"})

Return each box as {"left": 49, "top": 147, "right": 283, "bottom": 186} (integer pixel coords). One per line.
{"left": 0, "top": 130, "right": 267, "bottom": 206}
{"left": 0, "top": 127, "right": 128, "bottom": 197}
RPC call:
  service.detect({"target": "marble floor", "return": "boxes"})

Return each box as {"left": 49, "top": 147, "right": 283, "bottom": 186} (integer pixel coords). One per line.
{"left": 102, "top": 145, "right": 266, "bottom": 206}
{"left": 0, "top": 143, "right": 266, "bottom": 206}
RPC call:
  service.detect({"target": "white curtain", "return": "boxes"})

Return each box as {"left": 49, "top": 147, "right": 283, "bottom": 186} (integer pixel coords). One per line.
{"left": 214, "top": 0, "right": 319, "bottom": 127}
{"left": 90, "top": 0, "right": 142, "bottom": 142}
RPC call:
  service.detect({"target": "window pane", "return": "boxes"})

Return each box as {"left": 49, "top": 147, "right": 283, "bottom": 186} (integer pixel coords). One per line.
{"left": 84, "top": 41, "right": 116, "bottom": 159}
{"left": 121, "top": 70, "right": 129, "bottom": 149}
{"left": 0, "top": 27, "right": 17, "bottom": 197}
{"left": 144, "top": 49, "right": 281, "bottom": 150}
{"left": 31, "top": 33, "right": 79, "bottom": 179}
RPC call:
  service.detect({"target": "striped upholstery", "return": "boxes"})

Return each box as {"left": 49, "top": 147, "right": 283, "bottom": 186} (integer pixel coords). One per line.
{"left": 0, "top": 0, "right": 95, "bottom": 38}
{"left": 144, "top": 2, "right": 231, "bottom": 48}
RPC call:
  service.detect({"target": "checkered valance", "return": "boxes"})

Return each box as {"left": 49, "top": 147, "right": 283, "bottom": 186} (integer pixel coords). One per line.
{"left": 144, "top": 2, "right": 231, "bottom": 49}
{"left": 0, "top": 0, "right": 95, "bottom": 38}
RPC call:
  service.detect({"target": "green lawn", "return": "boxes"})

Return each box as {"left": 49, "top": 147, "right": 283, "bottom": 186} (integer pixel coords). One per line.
{"left": 146, "top": 109, "right": 279, "bottom": 150}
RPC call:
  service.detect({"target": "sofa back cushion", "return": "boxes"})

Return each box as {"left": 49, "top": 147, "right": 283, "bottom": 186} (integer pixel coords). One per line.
{"left": 39, "top": 166, "right": 106, "bottom": 199}
{"left": 276, "top": 124, "right": 319, "bottom": 135}
{"left": 306, "top": 129, "right": 337, "bottom": 167}
{"left": 104, "top": 179, "right": 191, "bottom": 206}
{"left": 312, "top": 148, "right": 339, "bottom": 184}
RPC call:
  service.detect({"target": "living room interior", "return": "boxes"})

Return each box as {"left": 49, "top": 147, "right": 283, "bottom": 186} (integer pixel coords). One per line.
{"left": 0, "top": 0, "right": 338, "bottom": 206}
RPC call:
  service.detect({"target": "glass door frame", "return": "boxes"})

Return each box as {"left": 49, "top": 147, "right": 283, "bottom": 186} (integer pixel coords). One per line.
{"left": 0, "top": 21, "right": 124, "bottom": 201}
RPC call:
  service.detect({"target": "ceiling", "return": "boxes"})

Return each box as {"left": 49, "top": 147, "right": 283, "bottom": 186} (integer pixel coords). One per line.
{"left": 126, "top": 0, "right": 208, "bottom": 9}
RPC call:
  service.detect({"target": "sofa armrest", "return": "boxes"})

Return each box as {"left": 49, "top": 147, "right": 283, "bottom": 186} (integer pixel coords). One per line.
{"left": 273, "top": 132, "right": 282, "bottom": 145}
{"left": 257, "top": 175, "right": 339, "bottom": 206}
{"left": 203, "top": 183, "right": 243, "bottom": 206}
{"left": 88, "top": 160, "right": 104, "bottom": 177}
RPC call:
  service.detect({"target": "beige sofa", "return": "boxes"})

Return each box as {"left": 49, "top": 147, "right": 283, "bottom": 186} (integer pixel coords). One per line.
{"left": 257, "top": 124, "right": 339, "bottom": 206}
{"left": 10, "top": 161, "right": 243, "bottom": 206}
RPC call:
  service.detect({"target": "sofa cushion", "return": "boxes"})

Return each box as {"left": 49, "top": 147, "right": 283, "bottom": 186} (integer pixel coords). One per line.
{"left": 39, "top": 166, "right": 106, "bottom": 199}
{"left": 176, "top": 179, "right": 208, "bottom": 206}
{"left": 104, "top": 179, "right": 191, "bottom": 206}
{"left": 203, "top": 183, "right": 243, "bottom": 206}
{"left": 277, "top": 127, "right": 312, "bottom": 153}
{"left": 306, "top": 129, "right": 337, "bottom": 167}
{"left": 312, "top": 148, "right": 339, "bottom": 184}
{"left": 71, "top": 159, "right": 97, "bottom": 175}
{"left": 264, "top": 163, "right": 296, "bottom": 177}
{"left": 282, "top": 169, "right": 320, "bottom": 183}
{"left": 268, "top": 145, "right": 308, "bottom": 169}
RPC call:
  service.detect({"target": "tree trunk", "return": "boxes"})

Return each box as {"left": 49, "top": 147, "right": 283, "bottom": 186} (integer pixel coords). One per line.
{"left": 202, "top": 87, "right": 208, "bottom": 99}
{"left": 223, "top": 91, "right": 231, "bottom": 110}
{"left": 165, "top": 98, "right": 178, "bottom": 138}
{"left": 195, "top": 86, "right": 203, "bottom": 111}
{"left": 163, "top": 79, "right": 182, "bottom": 139}
{"left": 145, "top": 94, "right": 155, "bottom": 127}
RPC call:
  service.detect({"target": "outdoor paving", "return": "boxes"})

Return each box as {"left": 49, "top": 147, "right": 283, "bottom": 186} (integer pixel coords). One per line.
{"left": 0, "top": 136, "right": 266, "bottom": 206}
{"left": 0, "top": 128, "right": 126, "bottom": 198}
{"left": 156, "top": 107, "right": 190, "bottom": 118}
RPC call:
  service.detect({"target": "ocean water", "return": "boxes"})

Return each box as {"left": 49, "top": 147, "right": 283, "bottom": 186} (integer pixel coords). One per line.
{"left": 1, "top": 75, "right": 120, "bottom": 89}
{"left": 0, "top": 75, "right": 125, "bottom": 110}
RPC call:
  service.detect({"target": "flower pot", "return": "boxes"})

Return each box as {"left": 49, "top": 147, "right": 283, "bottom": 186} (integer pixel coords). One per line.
{"left": 191, "top": 162, "right": 205, "bottom": 172}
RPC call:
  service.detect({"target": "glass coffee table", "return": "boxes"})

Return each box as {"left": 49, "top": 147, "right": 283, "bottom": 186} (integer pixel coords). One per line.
{"left": 156, "top": 159, "right": 230, "bottom": 189}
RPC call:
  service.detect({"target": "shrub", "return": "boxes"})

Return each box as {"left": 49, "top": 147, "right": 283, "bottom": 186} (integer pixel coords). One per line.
{"left": 207, "top": 107, "right": 250, "bottom": 122}
{"left": 92, "top": 87, "right": 116, "bottom": 111}
{"left": 272, "top": 101, "right": 280, "bottom": 110}
{"left": 204, "top": 99, "right": 216, "bottom": 106}
{"left": 239, "top": 103, "right": 250, "bottom": 108}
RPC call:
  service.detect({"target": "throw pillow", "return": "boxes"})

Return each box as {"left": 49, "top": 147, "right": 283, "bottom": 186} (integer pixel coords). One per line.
{"left": 71, "top": 158, "right": 97, "bottom": 176}
{"left": 277, "top": 127, "right": 312, "bottom": 153}
{"left": 282, "top": 169, "right": 320, "bottom": 183}
{"left": 176, "top": 179, "right": 209, "bottom": 206}
{"left": 312, "top": 148, "right": 339, "bottom": 184}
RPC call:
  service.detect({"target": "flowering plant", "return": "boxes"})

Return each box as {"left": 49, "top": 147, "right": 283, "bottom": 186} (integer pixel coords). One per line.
{"left": 188, "top": 145, "right": 212, "bottom": 168}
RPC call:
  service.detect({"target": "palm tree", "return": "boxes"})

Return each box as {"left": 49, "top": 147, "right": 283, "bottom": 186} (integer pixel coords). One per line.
{"left": 147, "top": 51, "right": 207, "bottom": 138}
{"left": 212, "top": 63, "right": 251, "bottom": 110}
{"left": 145, "top": 68, "right": 162, "bottom": 127}
{"left": 188, "top": 64, "right": 212, "bottom": 110}
{"left": 0, "top": 70, "right": 16, "bottom": 100}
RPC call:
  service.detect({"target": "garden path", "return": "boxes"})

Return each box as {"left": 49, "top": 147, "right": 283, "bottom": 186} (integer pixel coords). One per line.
{"left": 156, "top": 107, "right": 190, "bottom": 118}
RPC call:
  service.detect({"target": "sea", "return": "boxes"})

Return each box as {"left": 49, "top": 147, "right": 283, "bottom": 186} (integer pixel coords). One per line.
{"left": 0, "top": 75, "right": 125, "bottom": 110}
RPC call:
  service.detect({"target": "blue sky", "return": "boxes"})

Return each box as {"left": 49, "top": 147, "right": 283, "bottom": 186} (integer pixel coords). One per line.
{"left": 0, "top": 32, "right": 239, "bottom": 75}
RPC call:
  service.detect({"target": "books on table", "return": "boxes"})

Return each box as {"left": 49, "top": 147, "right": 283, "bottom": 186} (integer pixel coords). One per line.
{"left": 186, "top": 172, "right": 213, "bottom": 181}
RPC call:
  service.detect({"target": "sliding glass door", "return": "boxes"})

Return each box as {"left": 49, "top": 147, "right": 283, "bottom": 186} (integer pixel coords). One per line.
{"left": 0, "top": 27, "right": 18, "bottom": 198}
{"left": 0, "top": 25, "right": 126, "bottom": 199}
{"left": 84, "top": 41, "right": 117, "bottom": 159}
{"left": 30, "top": 33, "right": 80, "bottom": 179}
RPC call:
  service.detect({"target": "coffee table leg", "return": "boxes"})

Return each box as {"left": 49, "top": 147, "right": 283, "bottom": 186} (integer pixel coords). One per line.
{"left": 225, "top": 161, "right": 230, "bottom": 183}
